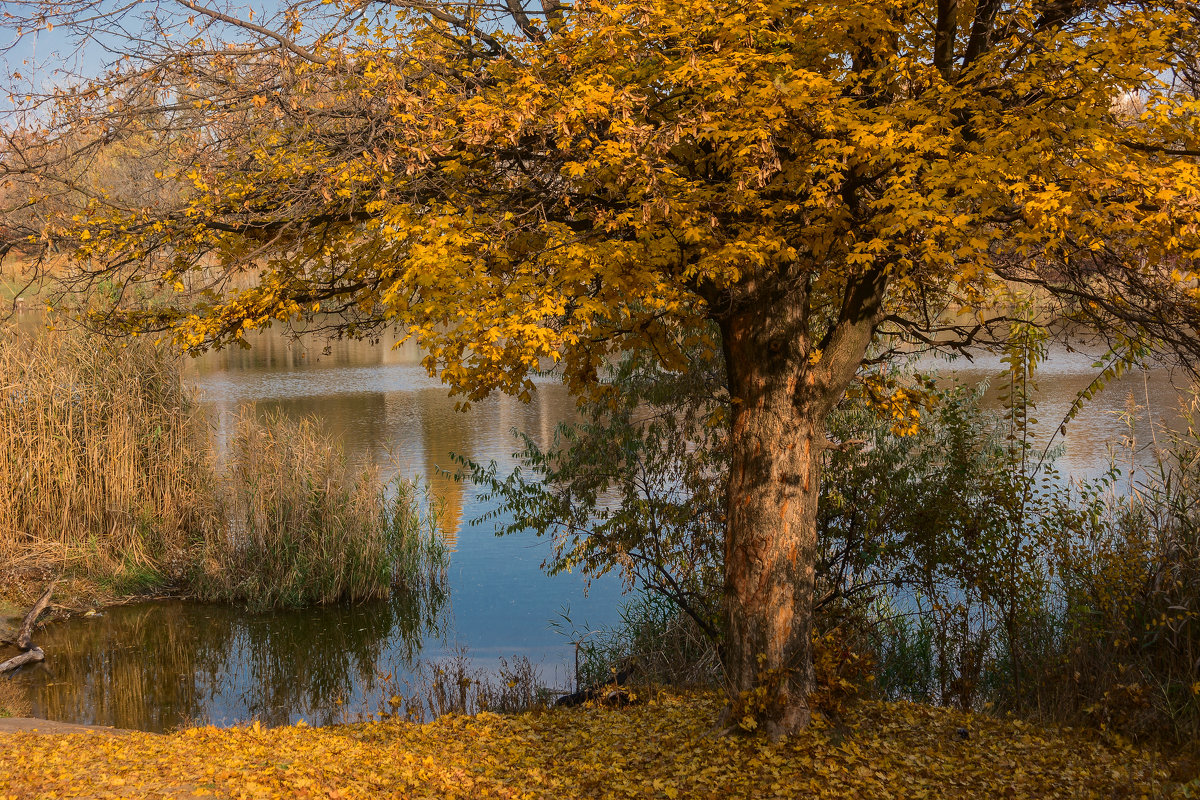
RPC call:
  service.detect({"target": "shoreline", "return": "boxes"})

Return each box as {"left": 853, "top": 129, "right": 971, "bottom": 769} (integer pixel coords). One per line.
{"left": 0, "top": 717, "right": 131, "bottom": 735}
{"left": 1, "top": 568, "right": 182, "bottom": 638}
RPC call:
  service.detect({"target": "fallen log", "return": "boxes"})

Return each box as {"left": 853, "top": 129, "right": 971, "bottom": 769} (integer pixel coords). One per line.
{"left": 16, "top": 581, "right": 56, "bottom": 650}
{"left": 0, "top": 646, "right": 44, "bottom": 674}
{"left": 555, "top": 658, "right": 639, "bottom": 708}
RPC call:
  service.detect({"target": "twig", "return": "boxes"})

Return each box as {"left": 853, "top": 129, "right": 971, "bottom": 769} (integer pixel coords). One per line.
{"left": 823, "top": 437, "right": 868, "bottom": 452}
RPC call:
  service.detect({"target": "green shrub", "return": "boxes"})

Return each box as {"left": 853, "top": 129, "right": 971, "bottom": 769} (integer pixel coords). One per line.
{"left": 555, "top": 591, "right": 721, "bottom": 693}
{"left": 1020, "top": 412, "right": 1200, "bottom": 742}
{"left": 472, "top": 337, "right": 1200, "bottom": 744}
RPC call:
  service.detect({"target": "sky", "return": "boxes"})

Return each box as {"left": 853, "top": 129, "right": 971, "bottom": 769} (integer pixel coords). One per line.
{"left": 0, "top": 0, "right": 289, "bottom": 118}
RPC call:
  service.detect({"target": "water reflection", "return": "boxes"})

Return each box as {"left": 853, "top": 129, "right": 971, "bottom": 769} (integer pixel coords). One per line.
{"left": 12, "top": 585, "right": 445, "bottom": 732}
{"left": 191, "top": 331, "right": 578, "bottom": 549}
{"left": 916, "top": 349, "right": 1190, "bottom": 480}
{"left": 190, "top": 327, "right": 1191, "bottom": 488}
{"left": 178, "top": 326, "right": 622, "bottom": 724}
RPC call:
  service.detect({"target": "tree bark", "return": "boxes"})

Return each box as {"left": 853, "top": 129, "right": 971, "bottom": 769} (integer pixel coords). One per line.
{"left": 719, "top": 304, "right": 829, "bottom": 737}
{"left": 717, "top": 267, "right": 887, "bottom": 738}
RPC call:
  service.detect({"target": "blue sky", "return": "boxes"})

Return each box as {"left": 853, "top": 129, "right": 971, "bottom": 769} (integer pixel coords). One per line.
{"left": 0, "top": 0, "right": 288, "bottom": 118}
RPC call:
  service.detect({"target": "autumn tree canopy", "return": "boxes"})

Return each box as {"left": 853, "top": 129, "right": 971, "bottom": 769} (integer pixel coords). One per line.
{"left": 3, "top": 0, "right": 1200, "bottom": 735}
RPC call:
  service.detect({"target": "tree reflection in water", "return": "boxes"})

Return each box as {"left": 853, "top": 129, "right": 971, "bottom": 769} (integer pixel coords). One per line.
{"left": 11, "top": 582, "right": 446, "bottom": 732}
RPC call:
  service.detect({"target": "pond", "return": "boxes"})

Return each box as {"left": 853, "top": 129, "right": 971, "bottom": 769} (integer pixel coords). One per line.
{"left": 5, "top": 326, "right": 1193, "bottom": 731}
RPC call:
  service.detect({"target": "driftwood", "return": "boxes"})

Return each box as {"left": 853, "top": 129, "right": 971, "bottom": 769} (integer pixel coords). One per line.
{"left": 16, "top": 581, "right": 56, "bottom": 650}
{"left": 0, "top": 581, "right": 56, "bottom": 675}
{"left": 0, "top": 646, "right": 43, "bottom": 674}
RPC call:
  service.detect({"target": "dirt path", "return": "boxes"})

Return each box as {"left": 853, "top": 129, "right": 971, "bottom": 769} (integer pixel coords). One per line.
{"left": 0, "top": 717, "right": 131, "bottom": 735}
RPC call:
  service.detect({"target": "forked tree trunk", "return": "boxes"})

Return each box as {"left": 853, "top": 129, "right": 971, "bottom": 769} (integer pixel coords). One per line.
{"left": 717, "top": 268, "right": 885, "bottom": 738}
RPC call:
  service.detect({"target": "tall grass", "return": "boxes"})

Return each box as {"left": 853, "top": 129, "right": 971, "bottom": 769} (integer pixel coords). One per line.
{"left": 556, "top": 592, "right": 720, "bottom": 693}
{"left": 0, "top": 322, "right": 213, "bottom": 583}
{"left": 195, "top": 411, "right": 446, "bottom": 608}
{"left": 373, "top": 647, "right": 550, "bottom": 722}
{"left": 0, "top": 321, "right": 446, "bottom": 608}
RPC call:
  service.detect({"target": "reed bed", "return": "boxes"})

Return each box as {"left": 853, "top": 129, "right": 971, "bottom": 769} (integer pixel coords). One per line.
{"left": 0, "top": 322, "right": 213, "bottom": 585}
{"left": 195, "top": 411, "right": 447, "bottom": 608}
{"left": 0, "top": 322, "right": 445, "bottom": 608}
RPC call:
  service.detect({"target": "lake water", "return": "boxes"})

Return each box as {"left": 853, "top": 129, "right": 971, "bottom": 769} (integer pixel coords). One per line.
{"left": 6, "top": 326, "right": 1193, "bottom": 731}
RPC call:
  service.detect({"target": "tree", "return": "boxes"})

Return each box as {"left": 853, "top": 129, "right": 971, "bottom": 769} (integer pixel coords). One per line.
{"left": 3, "top": 0, "right": 1200, "bottom": 736}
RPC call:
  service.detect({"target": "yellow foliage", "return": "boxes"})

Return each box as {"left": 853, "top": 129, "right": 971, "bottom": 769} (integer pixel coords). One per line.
{"left": 811, "top": 628, "right": 875, "bottom": 716}
{"left": 0, "top": 695, "right": 1185, "bottom": 798}
{"left": 851, "top": 372, "right": 936, "bottom": 436}
{"left": 34, "top": 0, "right": 1200, "bottom": 405}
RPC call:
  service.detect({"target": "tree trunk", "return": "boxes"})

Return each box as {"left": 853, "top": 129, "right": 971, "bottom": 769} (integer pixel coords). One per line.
{"left": 717, "top": 267, "right": 885, "bottom": 738}
{"left": 720, "top": 307, "right": 828, "bottom": 737}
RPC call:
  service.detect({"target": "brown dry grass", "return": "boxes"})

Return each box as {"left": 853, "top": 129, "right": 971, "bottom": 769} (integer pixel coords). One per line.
{"left": 0, "top": 676, "right": 32, "bottom": 718}
{"left": 0, "top": 321, "right": 217, "bottom": 591}
{"left": 0, "top": 321, "right": 444, "bottom": 610}
{"left": 194, "top": 411, "right": 446, "bottom": 608}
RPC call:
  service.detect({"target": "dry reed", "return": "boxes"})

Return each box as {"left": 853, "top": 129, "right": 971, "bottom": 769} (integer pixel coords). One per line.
{"left": 0, "top": 321, "right": 214, "bottom": 586}
{"left": 0, "top": 322, "right": 445, "bottom": 608}
{"left": 194, "top": 411, "right": 446, "bottom": 608}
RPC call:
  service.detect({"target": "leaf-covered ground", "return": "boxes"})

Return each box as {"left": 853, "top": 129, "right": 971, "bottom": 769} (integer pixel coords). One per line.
{"left": 0, "top": 695, "right": 1190, "bottom": 799}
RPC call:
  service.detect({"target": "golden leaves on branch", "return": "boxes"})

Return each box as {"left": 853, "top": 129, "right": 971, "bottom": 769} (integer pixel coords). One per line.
{"left": 33, "top": 0, "right": 1200, "bottom": 406}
